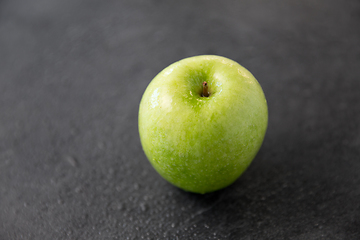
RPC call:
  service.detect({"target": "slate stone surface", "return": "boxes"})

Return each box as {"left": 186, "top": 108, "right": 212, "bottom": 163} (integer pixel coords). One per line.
{"left": 1, "top": 0, "right": 360, "bottom": 239}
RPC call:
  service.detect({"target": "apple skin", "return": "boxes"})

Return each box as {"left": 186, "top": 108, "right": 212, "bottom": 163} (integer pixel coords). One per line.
{"left": 138, "top": 55, "right": 268, "bottom": 194}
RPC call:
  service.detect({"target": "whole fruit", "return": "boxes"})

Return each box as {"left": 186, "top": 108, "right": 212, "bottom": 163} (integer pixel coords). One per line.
{"left": 138, "top": 55, "right": 268, "bottom": 194}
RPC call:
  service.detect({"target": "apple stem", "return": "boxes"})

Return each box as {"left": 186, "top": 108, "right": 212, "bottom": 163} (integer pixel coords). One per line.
{"left": 202, "top": 81, "right": 209, "bottom": 97}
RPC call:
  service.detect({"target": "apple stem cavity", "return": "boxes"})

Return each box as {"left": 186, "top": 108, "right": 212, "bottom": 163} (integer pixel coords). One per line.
{"left": 202, "top": 81, "right": 209, "bottom": 97}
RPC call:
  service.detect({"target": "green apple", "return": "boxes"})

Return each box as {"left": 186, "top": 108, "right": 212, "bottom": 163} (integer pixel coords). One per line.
{"left": 138, "top": 55, "right": 268, "bottom": 194}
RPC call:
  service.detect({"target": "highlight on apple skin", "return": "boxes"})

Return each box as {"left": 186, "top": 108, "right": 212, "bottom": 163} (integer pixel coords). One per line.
{"left": 138, "top": 55, "right": 268, "bottom": 194}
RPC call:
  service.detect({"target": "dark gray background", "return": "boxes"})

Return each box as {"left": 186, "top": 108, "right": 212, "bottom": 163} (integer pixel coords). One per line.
{"left": 1, "top": 0, "right": 360, "bottom": 239}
